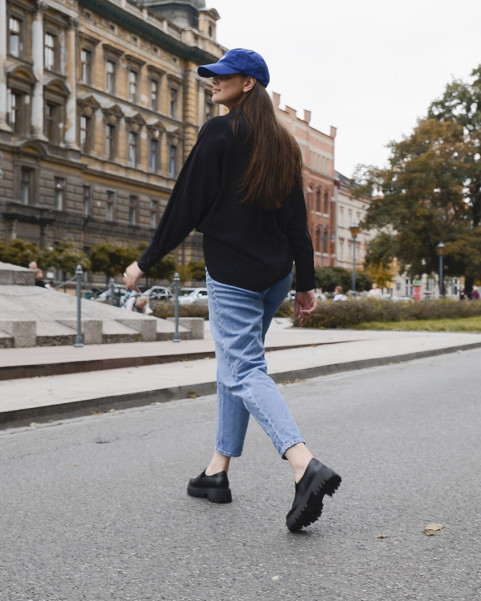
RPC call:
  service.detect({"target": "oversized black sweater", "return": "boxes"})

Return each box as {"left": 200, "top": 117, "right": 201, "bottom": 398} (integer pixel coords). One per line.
{"left": 137, "top": 111, "right": 315, "bottom": 292}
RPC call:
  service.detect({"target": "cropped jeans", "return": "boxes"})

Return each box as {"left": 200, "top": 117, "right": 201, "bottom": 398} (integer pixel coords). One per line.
{"left": 206, "top": 271, "right": 305, "bottom": 459}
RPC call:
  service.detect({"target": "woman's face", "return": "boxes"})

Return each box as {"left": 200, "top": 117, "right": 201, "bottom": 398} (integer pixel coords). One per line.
{"left": 211, "top": 74, "right": 253, "bottom": 109}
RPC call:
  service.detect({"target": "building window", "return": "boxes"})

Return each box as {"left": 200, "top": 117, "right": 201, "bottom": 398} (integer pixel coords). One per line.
{"left": 205, "top": 95, "right": 215, "bottom": 121}
{"left": 44, "top": 33, "right": 57, "bottom": 71}
{"left": 9, "top": 16, "right": 21, "bottom": 57}
{"left": 315, "top": 189, "right": 321, "bottom": 213}
{"left": 129, "top": 71, "right": 137, "bottom": 103}
{"left": 106, "top": 190, "right": 115, "bottom": 221}
{"left": 150, "top": 200, "right": 158, "bottom": 229}
{"left": 44, "top": 102, "right": 62, "bottom": 143}
{"left": 81, "top": 49, "right": 91, "bottom": 84}
{"left": 83, "top": 185, "right": 91, "bottom": 217}
{"left": 20, "top": 168, "right": 33, "bottom": 205}
{"left": 150, "top": 79, "right": 159, "bottom": 111}
{"left": 323, "top": 192, "right": 329, "bottom": 214}
{"left": 129, "top": 195, "right": 137, "bottom": 226}
{"left": 8, "top": 91, "right": 21, "bottom": 132}
{"left": 169, "top": 145, "right": 177, "bottom": 177}
{"left": 150, "top": 138, "right": 158, "bottom": 172}
{"left": 106, "top": 60, "right": 115, "bottom": 94}
{"left": 54, "top": 177, "right": 65, "bottom": 210}
{"left": 128, "top": 132, "right": 137, "bottom": 168}
{"left": 105, "top": 123, "right": 116, "bottom": 160}
{"left": 170, "top": 88, "right": 178, "bottom": 118}
{"left": 79, "top": 115, "right": 90, "bottom": 152}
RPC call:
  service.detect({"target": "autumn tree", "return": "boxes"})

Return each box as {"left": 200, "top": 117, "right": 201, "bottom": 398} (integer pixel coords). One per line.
{"left": 357, "top": 116, "right": 479, "bottom": 287}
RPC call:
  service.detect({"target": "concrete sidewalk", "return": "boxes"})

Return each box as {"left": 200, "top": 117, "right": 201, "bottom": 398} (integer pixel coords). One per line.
{"left": 2, "top": 320, "right": 481, "bottom": 428}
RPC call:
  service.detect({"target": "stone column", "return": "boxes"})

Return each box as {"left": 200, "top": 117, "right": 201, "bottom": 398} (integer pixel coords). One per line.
{"left": 0, "top": 0, "right": 9, "bottom": 131}
{"left": 182, "top": 62, "right": 199, "bottom": 160}
{"left": 64, "top": 17, "right": 78, "bottom": 148}
{"left": 31, "top": 3, "right": 46, "bottom": 139}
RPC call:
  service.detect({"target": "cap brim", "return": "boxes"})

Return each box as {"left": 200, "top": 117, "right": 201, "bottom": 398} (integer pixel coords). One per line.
{"left": 197, "top": 63, "right": 239, "bottom": 78}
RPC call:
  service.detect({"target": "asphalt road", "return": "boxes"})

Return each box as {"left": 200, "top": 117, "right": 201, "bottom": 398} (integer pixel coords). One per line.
{"left": 1, "top": 349, "right": 480, "bottom": 601}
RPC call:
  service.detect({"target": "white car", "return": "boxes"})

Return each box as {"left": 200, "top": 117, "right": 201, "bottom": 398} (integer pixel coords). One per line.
{"left": 178, "top": 287, "right": 209, "bottom": 305}
{"left": 144, "top": 285, "right": 173, "bottom": 301}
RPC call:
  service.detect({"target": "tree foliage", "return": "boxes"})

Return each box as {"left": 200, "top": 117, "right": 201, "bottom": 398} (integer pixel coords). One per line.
{"left": 189, "top": 260, "right": 206, "bottom": 281}
{"left": 358, "top": 107, "right": 481, "bottom": 284}
{"left": 0, "top": 239, "right": 39, "bottom": 267}
{"left": 89, "top": 241, "right": 177, "bottom": 283}
{"left": 314, "top": 266, "right": 371, "bottom": 293}
{"left": 42, "top": 239, "right": 91, "bottom": 276}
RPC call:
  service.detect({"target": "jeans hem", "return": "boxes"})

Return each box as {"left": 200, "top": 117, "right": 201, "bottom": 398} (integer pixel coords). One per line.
{"left": 215, "top": 447, "right": 243, "bottom": 458}
{"left": 279, "top": 438, "right": 305, "bottom": 459}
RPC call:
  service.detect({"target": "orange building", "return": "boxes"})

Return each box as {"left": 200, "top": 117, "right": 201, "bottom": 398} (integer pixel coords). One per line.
{"left": 272, "top": 92, "right": 336, "bottom": 269}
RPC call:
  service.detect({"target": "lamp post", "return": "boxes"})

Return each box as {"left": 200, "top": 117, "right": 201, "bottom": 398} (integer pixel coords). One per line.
{"left": 437, "top": 242, "right": 445, "bottom": 298}
{"left": 321, "top": 226, "right": 327, "bottom": 268}
{"left": 350, "top": 223, "right": 360, "bottom": 295}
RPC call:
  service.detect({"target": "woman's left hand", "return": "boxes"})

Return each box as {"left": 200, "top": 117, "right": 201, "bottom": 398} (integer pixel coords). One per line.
{"left": 295, "top": 290, "right": 317, "bottom": 327}
{"left": 123, "top": 262, "right": 144, "bottom": 292}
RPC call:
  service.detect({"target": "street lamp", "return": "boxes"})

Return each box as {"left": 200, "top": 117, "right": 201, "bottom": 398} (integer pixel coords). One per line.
{"left": 321, "top": 226, "right": 327, "bottom": 268}
{"left": 437, "top": 242, "right": 445, "bottom": 298}
{"left": 350, "top": 223, "right": 360, "bottom": 294}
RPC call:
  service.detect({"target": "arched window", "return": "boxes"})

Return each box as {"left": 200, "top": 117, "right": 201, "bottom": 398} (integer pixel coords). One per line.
{"left": 323, "top": 191, "right": 329, "bottom": 214}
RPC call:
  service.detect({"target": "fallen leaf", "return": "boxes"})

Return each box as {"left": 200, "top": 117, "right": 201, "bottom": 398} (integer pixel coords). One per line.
{"left": 377, "top": 534, "right": 388, "bottom": 539}
{"left": 423, "top": 523, "right": 444, "bottom": 536}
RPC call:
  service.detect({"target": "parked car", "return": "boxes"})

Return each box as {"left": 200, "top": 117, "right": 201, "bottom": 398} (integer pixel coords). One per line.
{"left": 94, "top": 285, "right": 128, "bottom": 306}
{"left": 178, "top": 287, "right": 209, "bottom": 305}
{"left": 143, "top": 285, "right": 173, "bottom": 301}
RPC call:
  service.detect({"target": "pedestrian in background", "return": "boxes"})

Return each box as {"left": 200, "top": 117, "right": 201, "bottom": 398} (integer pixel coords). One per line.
{"left": 123, "top": 293, "right": 153, "bottom": 314}
{"left": 34, "top": 269, "right": 46, "bottom": 288}
{"left": 123, "top": 48, "right": 341, "bottom": 531}
{"left": 368, "top": 282, "right": 382, "bottom": 299}
{"left": 333, "top": 286, "right": 347, "bottom": 301}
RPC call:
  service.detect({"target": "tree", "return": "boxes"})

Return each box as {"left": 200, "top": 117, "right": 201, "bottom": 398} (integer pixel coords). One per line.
{"left": 428, "top": 65, "right": 481, "bottom": 292}
{"left": 42, "top": 240, "right": 91, "bottom": 276}
{"left": 314, "top": 266, "right": 371, "bottom": 293}
{"left": 189, "top": 260, "right": 206, "bottom": 281}
{"left": 0, "top": 239, "right": 39, "bottom": 267}
{"left": 358, "top": 117, "right": 478, "bottom": 285}
{"left": 89, "top": 242, "right": 129, "bottom": 283}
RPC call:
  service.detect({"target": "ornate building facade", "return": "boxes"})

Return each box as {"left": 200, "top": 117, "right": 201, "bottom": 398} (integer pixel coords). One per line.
{"left": 272, "top": 92, "right": 337, "bottom": 269}
{"left": 333, "top": 171, "right": 373, "bottom": 273}
{"left": 0, "top": 0, "right": 223, "bottom": 272}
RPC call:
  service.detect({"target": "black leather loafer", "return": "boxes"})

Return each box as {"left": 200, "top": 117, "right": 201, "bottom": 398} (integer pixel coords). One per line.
{"left": 286, "top": 458, "right": 341, "bottom": 532}
{"left": 187, "top": 470, "right": 232, "bottom": 503}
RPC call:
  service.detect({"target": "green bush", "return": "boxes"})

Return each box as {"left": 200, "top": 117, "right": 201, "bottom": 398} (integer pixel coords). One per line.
{"left": 151, "top": 301, "right": 209, "bottom": 320}
{"left": 298, "top": 299, "right": 481, "bottom": 329}
{"left": 151, "top": 298, "right": 295, "bottom": 320}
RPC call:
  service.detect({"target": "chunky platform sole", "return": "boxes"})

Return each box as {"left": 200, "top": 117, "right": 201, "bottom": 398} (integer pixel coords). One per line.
{"left": 187, "top": 484, "right": 232, "bottom": 503}
{"left": 286, "top": 463, "right": 341, "bottom": 532}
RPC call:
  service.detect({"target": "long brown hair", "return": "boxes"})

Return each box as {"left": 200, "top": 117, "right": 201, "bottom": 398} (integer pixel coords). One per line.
{"left": 232, "top": 82, "right": 303, "bottom": 210}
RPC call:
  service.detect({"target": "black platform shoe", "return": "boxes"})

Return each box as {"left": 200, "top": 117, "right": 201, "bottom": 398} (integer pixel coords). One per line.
{"left": 187, "top": 470, "right": 232, "bottom": 503}
{"left": 286, "top": 458, "right": 341, "bottom": 532}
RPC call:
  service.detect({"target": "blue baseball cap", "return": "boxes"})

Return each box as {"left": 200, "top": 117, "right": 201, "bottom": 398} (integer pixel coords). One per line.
{"left": 198, "top": 48, "right": 270, "bottom": 88}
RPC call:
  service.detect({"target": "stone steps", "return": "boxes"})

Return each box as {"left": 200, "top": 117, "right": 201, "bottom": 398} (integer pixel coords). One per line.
{"left": 0, "top": 262, "right": 202, "bottom": 347}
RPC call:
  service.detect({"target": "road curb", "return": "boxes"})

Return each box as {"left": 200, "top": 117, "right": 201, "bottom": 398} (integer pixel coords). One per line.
{"left": 2, "top": 341, "right": 480, "bottom": 430}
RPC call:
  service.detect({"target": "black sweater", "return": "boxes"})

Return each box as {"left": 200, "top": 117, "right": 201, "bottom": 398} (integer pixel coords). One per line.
{"left": 137, "top": 112, "right": 315, "bottom": 292}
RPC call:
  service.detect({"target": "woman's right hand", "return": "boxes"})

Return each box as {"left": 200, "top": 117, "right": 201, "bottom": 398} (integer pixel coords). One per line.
{"left": 123, "top": 261, "right": 144, "bottom": 292}
{"left": 295, "top": 290, "right": 317, "bottom": 327}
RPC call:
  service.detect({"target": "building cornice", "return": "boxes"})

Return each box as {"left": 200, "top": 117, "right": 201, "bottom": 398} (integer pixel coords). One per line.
{"left": 79, "top": 0, "right": 219, "bottom": 64}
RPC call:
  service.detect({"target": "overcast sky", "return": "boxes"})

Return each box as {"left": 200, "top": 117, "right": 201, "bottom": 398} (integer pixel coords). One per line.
{"left": 209, "top": 0, "right": 481, "bottom": 178}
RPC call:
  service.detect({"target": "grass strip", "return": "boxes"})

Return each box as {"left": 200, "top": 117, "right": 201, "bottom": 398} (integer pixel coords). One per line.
{"left": 353, "top": 316, "right": 481, "bottom": 332}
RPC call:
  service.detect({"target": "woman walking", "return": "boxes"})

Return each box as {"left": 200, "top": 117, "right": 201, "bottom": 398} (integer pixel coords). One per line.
{"left": 123, "top": 49, "right": 341, "bottom": 531}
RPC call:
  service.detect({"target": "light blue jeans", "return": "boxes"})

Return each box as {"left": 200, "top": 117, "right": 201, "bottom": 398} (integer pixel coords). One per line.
{"left": 206, "top": 271, "right": 305, "bottom": 459}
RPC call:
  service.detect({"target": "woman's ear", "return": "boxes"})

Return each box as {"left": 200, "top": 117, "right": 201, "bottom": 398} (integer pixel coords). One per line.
{"left": 243, "top": 76, "right": 257, "bottom": 93}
